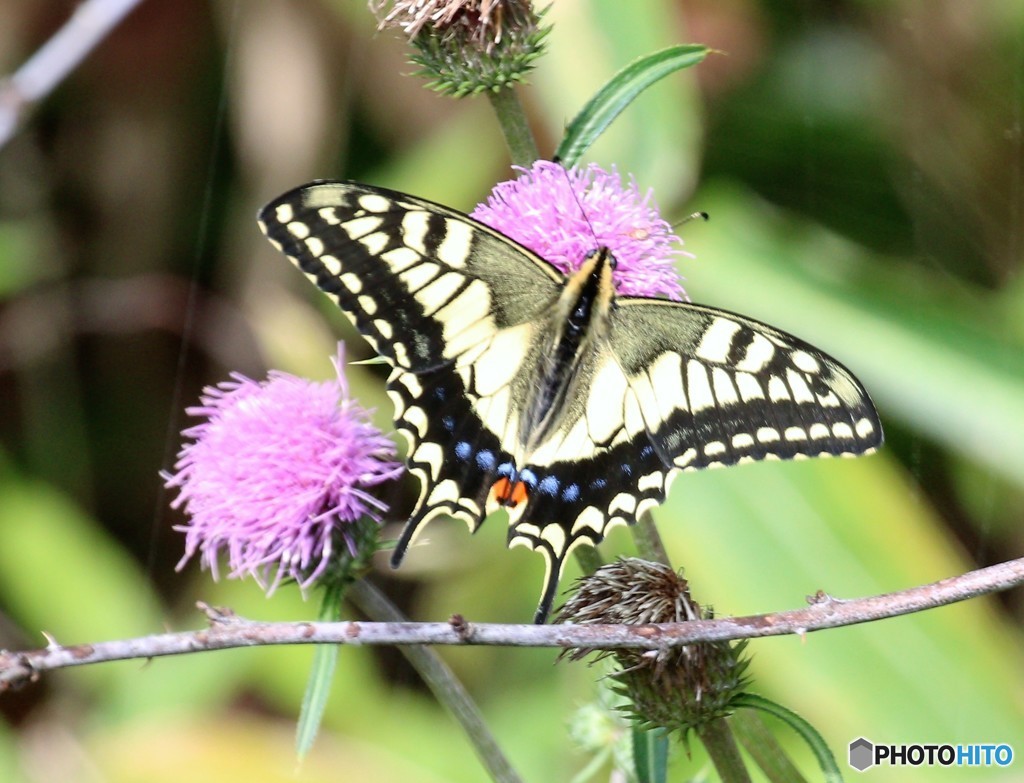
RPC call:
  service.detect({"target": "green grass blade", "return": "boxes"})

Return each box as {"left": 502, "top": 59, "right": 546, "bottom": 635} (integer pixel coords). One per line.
{"left": 295, "top": 585, "right": 344, "bottom": 759}
{"left": 632, "top": 727, "right": 669, "bottom": 783}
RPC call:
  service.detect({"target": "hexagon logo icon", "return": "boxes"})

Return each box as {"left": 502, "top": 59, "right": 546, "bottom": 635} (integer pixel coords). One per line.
{"left": 849, "top": 737, "right": 874, "bottom": 771}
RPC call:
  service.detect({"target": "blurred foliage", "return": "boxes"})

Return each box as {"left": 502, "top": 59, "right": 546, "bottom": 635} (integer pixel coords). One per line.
{"left": 1, "top": 1, "right": 1022, "bottom": 781}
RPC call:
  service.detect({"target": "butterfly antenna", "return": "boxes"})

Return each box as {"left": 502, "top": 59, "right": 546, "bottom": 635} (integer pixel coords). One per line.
{"left": 674, "top": 210, "right": 709, "bottom": 228}
{"left": 554, "top": 159, "right": 602, "bottom": 252}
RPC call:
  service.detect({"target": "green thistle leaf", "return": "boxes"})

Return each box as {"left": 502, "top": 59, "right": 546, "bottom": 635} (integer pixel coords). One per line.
{"left": 556, "top": 44, "right": 710, "bottom": 167}
{"left": 733, "top": 693, "right": 843, "bottom": 783}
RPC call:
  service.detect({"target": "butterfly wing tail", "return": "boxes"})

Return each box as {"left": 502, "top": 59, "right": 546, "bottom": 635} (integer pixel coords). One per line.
{"left": 508, "top": 519, "right": 581, "bottom": 625}
{"left": 390, "top": 515, "right": 423, "bottom": 568}
{"left": 533, "top": 568, "right": 561, "bottom": 624}
{"left": 389, "top": 487, "right": 490, "bottom": 569}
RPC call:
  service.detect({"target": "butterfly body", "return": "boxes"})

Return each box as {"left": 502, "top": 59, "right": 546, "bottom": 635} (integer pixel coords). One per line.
{"left": 259, "top": 180, "right": 882, "bottom": 622}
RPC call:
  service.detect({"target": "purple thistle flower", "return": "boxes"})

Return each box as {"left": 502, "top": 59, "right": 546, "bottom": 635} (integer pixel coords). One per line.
{"left": 471, "top": 159, "right": 689, "bottom": 300}
{"left": 164, "top": 347, "right": 403, "bottom": 593}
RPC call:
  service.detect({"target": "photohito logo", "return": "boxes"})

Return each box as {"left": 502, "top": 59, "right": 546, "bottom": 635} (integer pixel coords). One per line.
{"left": 849, "top": 737, "right": 1014, "bottom": 772}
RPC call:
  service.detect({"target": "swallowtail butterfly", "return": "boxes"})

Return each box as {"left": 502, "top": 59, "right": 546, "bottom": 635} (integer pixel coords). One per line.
{"left": 258, "top": 181, "right": 882, "bottom": 622}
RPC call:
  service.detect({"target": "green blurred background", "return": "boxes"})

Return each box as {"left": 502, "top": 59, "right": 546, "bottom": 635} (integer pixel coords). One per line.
{"left": 1, "top": 1, "right": 1022, "bottom": 781}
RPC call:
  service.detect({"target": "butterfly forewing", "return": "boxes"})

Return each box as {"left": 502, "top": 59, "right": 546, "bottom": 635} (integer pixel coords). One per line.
{"left": 259, "top": 180, "right": 883, "bottom": 623}
{"left": 258, "top": 181, "right": 562, "bottom": 371}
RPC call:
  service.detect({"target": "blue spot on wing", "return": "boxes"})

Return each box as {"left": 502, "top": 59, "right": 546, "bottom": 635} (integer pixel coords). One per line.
{"left": 455, "top": 441, "right": 472, "bottom": 460}
{"left": 561, "top": 483, "right": 580, "bottom": 503}
{"left": 538, "top": 475, "right": 560, "bottom": 495}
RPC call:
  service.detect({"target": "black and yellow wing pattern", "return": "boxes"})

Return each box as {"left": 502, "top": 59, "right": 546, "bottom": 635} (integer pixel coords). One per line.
{"left": 258, "top": 180, "right": 882, "bottom": 622}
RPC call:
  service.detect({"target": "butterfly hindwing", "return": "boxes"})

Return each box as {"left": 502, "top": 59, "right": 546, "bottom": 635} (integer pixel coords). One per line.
{"left": 504, "top": 402, "right": 671, "bottom": 621}
{"left": 387, "top": 364, "right": 513, "bottom": 557}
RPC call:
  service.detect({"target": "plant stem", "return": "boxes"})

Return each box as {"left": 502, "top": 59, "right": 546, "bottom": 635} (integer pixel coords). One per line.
{"left": 629, "top": 515, "right": 672, "bottom": 783}
{"left": 630, "top": 515, "right": 754, "bottom": 783}
{"left": 486, "top": 87, "right": 539, "bottom": 166}
{"left": 731, "top": 709, "right": 808, "bottom": 783}
{"left": 633, "top": 512, "right": 671, "bottom": 566}
{"left": 697, "top": 718, "right": 752, "bottom": 783}
{"left": 573, "top": 544, "right": 604, "bottom": 577}
{"left": 347, "top": 579, "right": 523, "bottom": 783}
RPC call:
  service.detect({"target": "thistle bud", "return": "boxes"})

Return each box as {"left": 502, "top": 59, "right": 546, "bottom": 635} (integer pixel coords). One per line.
{"left": 372, "top": 0, "right": 549, "bottom": 97}
{"left": 557, "top": 558, "right": 750, "bottom": 738}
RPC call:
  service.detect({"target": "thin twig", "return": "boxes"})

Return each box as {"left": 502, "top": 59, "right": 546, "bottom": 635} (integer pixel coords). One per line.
{"left": 0, "top": 0, "right": 146, "bottom": 148}
{"left": 2, "top": 557, "right": 1022, "bottom": 691}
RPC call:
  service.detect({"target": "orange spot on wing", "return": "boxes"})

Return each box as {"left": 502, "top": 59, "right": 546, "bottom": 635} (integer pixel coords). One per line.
{"left": 492, "top": 477, "right": 529, "bottom": 508}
